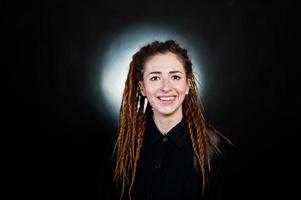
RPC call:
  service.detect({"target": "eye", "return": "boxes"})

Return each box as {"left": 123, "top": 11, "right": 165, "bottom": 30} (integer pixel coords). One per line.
{"left": 172, "top": 75, "right": 181, "bottom": 80}
{"left": 150, "top": 76, "right": 160, "bottom": 81}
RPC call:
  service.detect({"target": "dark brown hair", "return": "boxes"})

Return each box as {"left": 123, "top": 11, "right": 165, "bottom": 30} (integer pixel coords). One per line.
{"left": 113, "top": 40, "right": 228, "bottom": 200}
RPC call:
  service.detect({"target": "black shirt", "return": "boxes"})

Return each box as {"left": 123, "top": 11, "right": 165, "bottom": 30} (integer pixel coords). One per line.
{"left": 101, "top": 117, "right": 226, "bottom": 200}
{"left": 132, "top": 116, "right": 202, "bottom": 200}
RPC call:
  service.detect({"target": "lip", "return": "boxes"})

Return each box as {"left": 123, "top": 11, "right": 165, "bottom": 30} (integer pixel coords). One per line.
{"left": 157, "top": 95, "right": 177, "bottom": 104}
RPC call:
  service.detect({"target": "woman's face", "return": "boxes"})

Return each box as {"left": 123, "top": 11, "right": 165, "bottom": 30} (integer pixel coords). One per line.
{"left": 139, "top": 52, "right": 189, "bottom": 118}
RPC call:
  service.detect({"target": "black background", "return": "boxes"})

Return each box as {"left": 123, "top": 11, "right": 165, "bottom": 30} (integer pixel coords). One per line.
{"left": 4, "top": 0, "right": 299, "bottom": 199}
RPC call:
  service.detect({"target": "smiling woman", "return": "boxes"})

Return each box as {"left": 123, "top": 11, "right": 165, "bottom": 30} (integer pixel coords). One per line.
{"left": 139, "top": 52, "right": 189, "bottom": 126}
{"left": 103, "top": 40, "right": 231, "bottom": 200}
{"left": 98, "top": 24, "right": 204, "bottom": 120}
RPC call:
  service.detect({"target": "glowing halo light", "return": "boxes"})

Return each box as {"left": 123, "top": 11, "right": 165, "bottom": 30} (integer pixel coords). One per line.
{"left": 100, "top": 24, "right": 204, "bottom": 119}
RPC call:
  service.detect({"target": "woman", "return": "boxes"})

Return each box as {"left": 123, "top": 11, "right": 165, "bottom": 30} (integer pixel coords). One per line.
{"left": 106, "top": 40, "right": 231, "bottom": 200}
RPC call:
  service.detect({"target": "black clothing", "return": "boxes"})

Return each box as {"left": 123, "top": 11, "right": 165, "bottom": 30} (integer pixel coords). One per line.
{"left": 132, "top": 117, "right": 202, "bottom": 200}
{"left": 101, "top": 116, "right": 227, "bottom": 200}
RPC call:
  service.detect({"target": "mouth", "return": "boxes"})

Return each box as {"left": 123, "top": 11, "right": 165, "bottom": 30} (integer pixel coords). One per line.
{"left": 157, "top": 95, "right": 177, "bottom": 104}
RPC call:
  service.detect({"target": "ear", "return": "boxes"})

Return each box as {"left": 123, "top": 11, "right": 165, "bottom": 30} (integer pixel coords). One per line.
{"left": 139, "top": 81, "right": 146, "bottom": 96}
{"left": 185, "top": 79, "right": 190, "bottom": 95}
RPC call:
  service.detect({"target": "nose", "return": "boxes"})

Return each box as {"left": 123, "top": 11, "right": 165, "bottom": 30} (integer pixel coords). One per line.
{"left": 161, "top": 79, "right": 172, "bottom": 93}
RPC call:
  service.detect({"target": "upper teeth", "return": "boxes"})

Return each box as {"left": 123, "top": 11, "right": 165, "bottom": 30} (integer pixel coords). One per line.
{"left": 160, "top": 97, "right": 175, "bottom": 101}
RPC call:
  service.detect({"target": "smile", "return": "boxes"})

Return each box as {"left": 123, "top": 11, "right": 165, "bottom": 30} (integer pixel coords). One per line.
{"left": 159, "top": 97, "right": 175, "bottom": 100}
{"left": 158, "top": 96, "right": 176, "bottom": 104}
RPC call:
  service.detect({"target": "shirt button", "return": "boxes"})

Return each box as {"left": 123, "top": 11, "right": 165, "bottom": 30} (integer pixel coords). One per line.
{"left": 162, "top": 137, "right": 168, "bottom": 142}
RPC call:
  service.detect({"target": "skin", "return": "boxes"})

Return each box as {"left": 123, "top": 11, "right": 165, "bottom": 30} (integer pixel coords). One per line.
{"left": 139, "top": 52, "right": 189, "bottom": 135}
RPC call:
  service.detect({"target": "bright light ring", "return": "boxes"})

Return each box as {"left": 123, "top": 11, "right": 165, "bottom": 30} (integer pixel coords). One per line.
{"left": 100, "top": 24, "right": 204, "bottom": 119}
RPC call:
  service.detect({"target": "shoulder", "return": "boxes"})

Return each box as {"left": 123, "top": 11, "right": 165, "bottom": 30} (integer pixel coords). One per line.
{"left": 206, "top": 128, "right": 221, "bottom": 147}
{"left": 206, "top": 127, "right": 230, "bottom": 160}
{"left": 206, "top": 127, "right": 233, "bottom": 160}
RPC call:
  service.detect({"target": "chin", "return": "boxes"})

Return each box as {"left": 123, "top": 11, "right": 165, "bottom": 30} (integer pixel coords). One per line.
{"left": 155, "top": 106, "right": 182, "bottom": 117}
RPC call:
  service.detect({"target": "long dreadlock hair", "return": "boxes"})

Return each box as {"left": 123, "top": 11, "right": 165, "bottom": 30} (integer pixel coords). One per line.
{"left": 113, "top": 40, "right": 230, "bottom": 200}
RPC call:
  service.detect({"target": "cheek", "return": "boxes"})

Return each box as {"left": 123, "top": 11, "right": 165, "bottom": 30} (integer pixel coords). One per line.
{"left": 176, "top": 83, "right": 189, "bottom": 94}
{"left": 144, "top": 82, "right": 160, "bottom": 94}
{"left": 143, "top": 84, "right": 155, "bottom": 97}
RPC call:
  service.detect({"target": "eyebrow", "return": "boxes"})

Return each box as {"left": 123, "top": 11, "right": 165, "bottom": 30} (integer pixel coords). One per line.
{"left": 147, "top": 70, "right": 184, "bottom": 76}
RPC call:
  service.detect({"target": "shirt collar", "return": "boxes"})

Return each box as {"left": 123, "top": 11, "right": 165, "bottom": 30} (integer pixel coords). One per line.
{"left": 143, "top": 116, "right": 189, "bottom": 148}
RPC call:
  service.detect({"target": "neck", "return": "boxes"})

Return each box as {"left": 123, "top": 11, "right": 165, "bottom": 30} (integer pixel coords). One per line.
{"left": 153, "top": 109, "right": 183, "bottom": 135}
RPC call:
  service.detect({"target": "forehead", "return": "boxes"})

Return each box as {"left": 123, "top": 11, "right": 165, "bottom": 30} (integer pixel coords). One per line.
{"left": 144, "top": 52, "right": 184, "bottom": 72}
